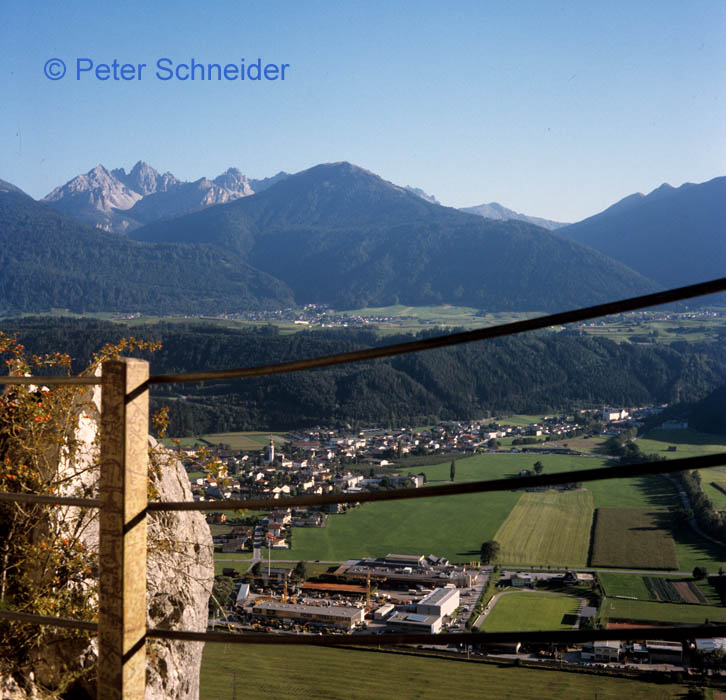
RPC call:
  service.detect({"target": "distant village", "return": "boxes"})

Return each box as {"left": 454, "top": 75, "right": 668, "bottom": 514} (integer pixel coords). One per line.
{"left": 180, "top": 406, "right": 662, "bottom": 552}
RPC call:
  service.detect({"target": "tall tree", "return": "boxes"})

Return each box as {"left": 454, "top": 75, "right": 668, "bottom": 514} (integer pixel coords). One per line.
{"left": 293, "top": 560, "right": 308, "bottom": 581}
{"left": 450, "top": 459, "right": 456, "bottom": 482}
{"left": 480, "top": 540, "right": 501, "bottom": 564}
{"left": 533, "top": 460, "right": 544, "bottom": 474}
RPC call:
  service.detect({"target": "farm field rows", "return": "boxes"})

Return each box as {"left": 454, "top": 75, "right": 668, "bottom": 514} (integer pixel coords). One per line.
{"left": 200, "top": 643, "right": 686, "bottom": 700}
{"left": 590, "top": 508, "right": 678, "bottom": 570}
{"left": 480, "top": 592, "right": 581, "bottom": 632}
{"left": 190, "top": 433, "right": 726, "bottom": 572}
{"left": 603, "top": 597, "right": 726, "bottom": 625}
{"left": 494, "top": 489, "right": 593, "bottom": 567}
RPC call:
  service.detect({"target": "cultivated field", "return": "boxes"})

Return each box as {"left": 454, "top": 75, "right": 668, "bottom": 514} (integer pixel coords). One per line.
{"left": 480, "top": 592, "right": 580, "bottom": 632}
{"left": 494, "top": 490, "right": 594, "bottom": 567}
{"left": 603, "top": 597, "right": 726, "bottom": 625}
{"left": 199, "top": 643, "right": 687, "bottom": 700}
{"left": 272, "top": 453, "right": 608, "bottom": 563}
{"left": 590, "top": 508, "right": 678, "bottom": 570}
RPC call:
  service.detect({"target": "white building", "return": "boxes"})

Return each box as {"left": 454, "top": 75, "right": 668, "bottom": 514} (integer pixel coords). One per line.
{"left": 417, "top": 587, "right": 460, "bottom": 618}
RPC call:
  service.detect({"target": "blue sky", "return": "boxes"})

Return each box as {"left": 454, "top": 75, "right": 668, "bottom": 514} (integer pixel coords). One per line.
{"left": 2, "top": 1, "right": 724, "bottom": 221}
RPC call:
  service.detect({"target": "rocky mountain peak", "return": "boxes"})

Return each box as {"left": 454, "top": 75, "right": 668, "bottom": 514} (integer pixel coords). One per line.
{"left": 42, "top": 161, "right": 258, "bottom": 232}
{"left": 126, "top": 160, "right": 163, "bottom": 195}
{"left": 459, "top": 201, "right": 567, "bottom": 230}
{"left": 405, "top": 185, "right": 439, "bottom": 204}
{"left": 214, "top": 167, "right": 254, "bottom": 195}
{"left": 43, "top": 164, "right": 141, "bottom": 216}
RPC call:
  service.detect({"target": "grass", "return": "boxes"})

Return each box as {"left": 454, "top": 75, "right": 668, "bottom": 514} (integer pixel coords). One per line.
{"left": 586, "top": 473, "right": 679, "bottom": 510}
{"left": 197, "top": 431, "right": 288, "bottom": 450}
{"left": 495, "top": 413, "right": 555, "bottom": 427}
{"left": 541, "top": 435, "right": 608, "bottom": 453}
{"left": 636, "top": 429, "right": 726, "bottom": 510}
{"left": 670, "top": 525, "right": 726, "bottom": 576}
{"left": 272, "top": 489, "right": 520, "bottom": 563}
{"left": 161, "top": 436, "right": 213, "bottom": 448}
{"left": 331, "top": 306, "right": 542, "bottom": 335}
{"left": 270, "top": 452, "right": 610, "bottom": 563}
{"left": 598, "top": 572, "right": 654, "bottom": 600}
{"left": 213, "top": 558, "right": 252, "bottom": 575}
{"left": 480, "top": 592, "right": 581, "bottom": 632}
{"left": 602, "top": 597, "right": 726, "bottom": 625}
{"left": 598, "top": 572, "right": 722, "bottom": 606}
{"left": 494, "top": 489, "right": 594, "bottom": 567}
{"left": 637, "top": 429, "right": 726, "bottom": 459}
{"left": 590, "top": 508, "right": 678, "bottom": 570}
{"left": 199, "top": 643, "right": 686, "bottom": 700}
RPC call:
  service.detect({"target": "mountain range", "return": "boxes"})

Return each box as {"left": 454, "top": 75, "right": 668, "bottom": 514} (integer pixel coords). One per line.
{"left": 459, "top": 202, "right": 567, "bottom": 230}
{"left": 42, "top": 161, "right": 290, "bottom": 234}
{"left": 127, "top": 162, "right": 658, "bottom": 310}
{"left": 0, "top": 161, "right": 722, "bottom": 315}
{"left": 555, "top": 177, "right": 726, "bottom": 289}
{"left": 0, "top": 183, "right": 293, "bottom": 313}
{"left": 43, "top": 161, "right": 566, "bottom": 234}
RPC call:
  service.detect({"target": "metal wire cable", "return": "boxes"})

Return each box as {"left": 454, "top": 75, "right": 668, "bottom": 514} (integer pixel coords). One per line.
{"left": 147, "top": 452, "right": 726, "bottom": 511}
{"left": 145, "top": 278, "right": 725, "bottom": 385}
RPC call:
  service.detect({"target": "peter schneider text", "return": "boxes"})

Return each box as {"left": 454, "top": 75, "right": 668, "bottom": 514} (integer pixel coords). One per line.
{"left": 44, "top": 57, "right": 291, "bottom": 82}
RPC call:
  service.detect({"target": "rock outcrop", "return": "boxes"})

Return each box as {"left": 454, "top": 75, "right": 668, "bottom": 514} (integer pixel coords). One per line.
{"left": 145, "top": 436, "right": 214, "bottom": 700}
{"left": 0, "top": 379, "right": 214, "bottom": 699}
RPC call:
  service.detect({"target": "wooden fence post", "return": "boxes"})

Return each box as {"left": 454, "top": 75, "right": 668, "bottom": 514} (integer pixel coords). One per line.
{"left": 99, "top": 359, "right": 149, "bottom": 699}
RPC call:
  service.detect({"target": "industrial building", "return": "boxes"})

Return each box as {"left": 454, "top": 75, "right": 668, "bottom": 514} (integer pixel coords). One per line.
{"left": 384, "top": 586, "right": 459, "bottom": 635}
{"left": 335, "top": 553, "right": 474, "bottom": 588}
{"left": 387, "top": 610, "right": 443, "bottom": 634}
{"left": 251, "top": 601, "right": 364, "bottom": 630}
{"left": 417, "top": 587, "right": 459, "bottom": 617}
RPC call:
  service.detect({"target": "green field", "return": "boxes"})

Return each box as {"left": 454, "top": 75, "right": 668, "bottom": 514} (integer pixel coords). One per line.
{"left": 637, "top": 429, "right": 726, "bottom": 459}
{"left": 199, "top": 643, "right": 686, "bottom": 700}
{"left": 577, "top": 315, "right": 725, "bottom": 345}
{"left": 273, "top": 489, "right": 520, "bottom": 563}
{"left": 331, "top": 305, "right": 541, "bottom": 335}
{"left": 480, "top": 592, "right": 581, "bottom": 632}
{"left": 494, "top": 490, "right": 594, "bottom": 567}
{"left": 193, "top": 433, "right": 726, "bottom": 572}
{"left": 586, "top": 473, "right": 679, "bottom": 510}
{"left": 598, "top": 572, "right": 656, "bottom": 600}
{"left": 598, "top": 572, "right": 721, "bottom": 606}
{"left": 198, "top": 432, "right": 289, "bottom": 450}
{"left": 590, "top": 508, "right": 678, "bottom": 570}
{"left": 271, "top": 453, "right": 609, "bottom": 563}
{"left": 495, "top": 413, "right": 555, "bottom": 427}
{"left": 635, "top": 429, "right": 726, "bottom": 510}
{"left": 213, "top": 558, "right": 252, "bottom": 575}
{"left": 603, "top": 597, "right": 726, "bottom": 625}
